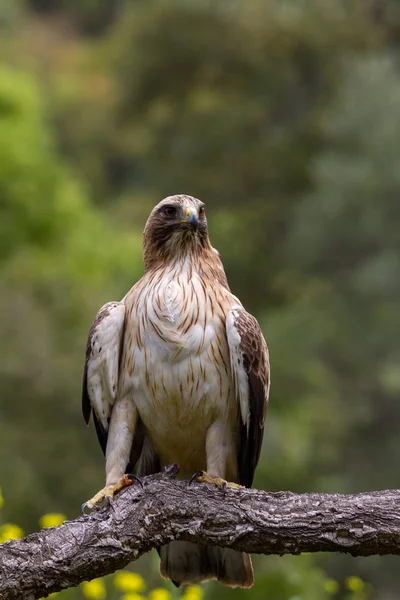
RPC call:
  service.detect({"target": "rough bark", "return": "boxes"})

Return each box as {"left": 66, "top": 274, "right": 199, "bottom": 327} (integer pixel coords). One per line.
{"left": 1, "top": 465, "right": 400, "bottom": 600}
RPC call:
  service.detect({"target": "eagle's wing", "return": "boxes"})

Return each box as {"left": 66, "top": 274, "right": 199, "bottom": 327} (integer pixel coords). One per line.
{"left": 82, "top": 301, "right": 125, "bottom": 454}
{"left": 226, "top": 306, "right": 270, "bottom": 488}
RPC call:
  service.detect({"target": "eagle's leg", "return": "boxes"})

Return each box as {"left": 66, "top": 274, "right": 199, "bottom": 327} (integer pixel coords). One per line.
{"left": 82, "top": 397, "right": 139, "bottom": 512}
{"left": 190, "top": 421, "right": 243, "bottom": 491}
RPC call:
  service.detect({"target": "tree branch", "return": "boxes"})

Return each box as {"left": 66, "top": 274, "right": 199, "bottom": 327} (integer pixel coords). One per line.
{"left": 1, "top": 465, "right": 400, "bottom": 600}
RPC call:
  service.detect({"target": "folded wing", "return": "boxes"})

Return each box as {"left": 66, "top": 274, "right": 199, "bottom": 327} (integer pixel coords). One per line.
{"left": 82, "top": 301, "right": 126, "bottom": 453}
{"left": 226, "top": 306, "right": 270, "bottom": 488}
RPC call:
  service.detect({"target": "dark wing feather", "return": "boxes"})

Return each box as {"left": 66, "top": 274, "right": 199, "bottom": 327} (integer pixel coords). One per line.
{"left": 227, "top": 307, "right": 270, "bottom": 488}
{"left": 92, "top": 411, "right": 108, "bottom": 455}
{"left": 82, "top": 301, "right": 125, "bottom": 453}
{"left": 82, "top": 358, "right": 91, "bottom": 425}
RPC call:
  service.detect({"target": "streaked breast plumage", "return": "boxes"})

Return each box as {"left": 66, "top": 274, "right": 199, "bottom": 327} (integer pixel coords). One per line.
{"left": 121, "top": 261, "right": 236, "bottom": 472}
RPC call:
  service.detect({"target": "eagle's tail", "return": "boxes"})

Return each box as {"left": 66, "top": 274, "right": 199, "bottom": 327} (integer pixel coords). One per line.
{"left": 159, "top": 541, "right": 254, "bottom": 588}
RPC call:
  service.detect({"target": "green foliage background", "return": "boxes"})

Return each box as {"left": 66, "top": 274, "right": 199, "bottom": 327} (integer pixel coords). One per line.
{"left": 1, "top": 1, "right": 400, "bottom": 599}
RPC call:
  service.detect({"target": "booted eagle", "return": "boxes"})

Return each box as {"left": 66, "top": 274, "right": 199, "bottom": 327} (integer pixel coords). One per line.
{"left": 82, "top": 195, "right": 270, "bottom": 588}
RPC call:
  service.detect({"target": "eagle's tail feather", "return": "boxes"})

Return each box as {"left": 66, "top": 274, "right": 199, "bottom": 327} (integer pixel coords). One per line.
{"left": 160, "top": 541, "right": 254, "bottom": 588}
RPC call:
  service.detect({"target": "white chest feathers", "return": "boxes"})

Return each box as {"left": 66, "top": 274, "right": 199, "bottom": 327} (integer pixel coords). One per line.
{"left": 122, "top": 266, "right": 236, "bottom": 442}
{"left": 135, "top": 267, "right": 222, "bottom": 362}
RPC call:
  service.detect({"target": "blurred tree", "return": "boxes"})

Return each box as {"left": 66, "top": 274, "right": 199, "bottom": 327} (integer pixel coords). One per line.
{"left": 47, "top": 0, "right": 380, "bottom": 312}
{"left": 266, "top": 53, "right": 400, "bottom": 594}
{"left": 25, "top": 0, "right": 121, "bottom": 35}
{"left": 0, "top": 64, "right": 142, "bottom": 527}
{"left": 281, "top": 53, "right": 400, "bottom": 492}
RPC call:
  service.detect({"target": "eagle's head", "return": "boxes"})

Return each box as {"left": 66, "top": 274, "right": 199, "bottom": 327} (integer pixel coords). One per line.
{"left": 143, "top": 195, "right": 211, "bottom": 268}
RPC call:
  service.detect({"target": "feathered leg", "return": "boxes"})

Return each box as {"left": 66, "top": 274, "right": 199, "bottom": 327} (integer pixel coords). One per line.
{"left": 192, "top": 420, "right": 243, "bottom": 490}
{"left": 82, "top": 396, "right": 138, "bottom": 511}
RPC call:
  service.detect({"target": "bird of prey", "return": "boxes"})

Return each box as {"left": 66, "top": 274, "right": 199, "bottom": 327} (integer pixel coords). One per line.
{"left": 82, "top": 195, "right": 270, "bottom": 588}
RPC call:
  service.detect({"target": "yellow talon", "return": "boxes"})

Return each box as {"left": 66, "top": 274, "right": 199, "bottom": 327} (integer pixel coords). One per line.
{"left": 82, "top": 474, "right": 138, "bottom": 512}
{"left": 192, "top": 471, "right": 243, "bottom": 490}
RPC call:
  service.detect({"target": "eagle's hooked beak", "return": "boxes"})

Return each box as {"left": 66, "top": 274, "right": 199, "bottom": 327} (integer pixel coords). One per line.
{"left": 184, "top": 207, "right": 199, "bottom": 229}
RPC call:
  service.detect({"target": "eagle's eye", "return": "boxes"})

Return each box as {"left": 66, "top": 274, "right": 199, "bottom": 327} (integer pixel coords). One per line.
{"left": 199, "top": 206, "right": 205, "bottom": 217}
{"left": 162, "top": 206, "right": 177, "bottom": 218}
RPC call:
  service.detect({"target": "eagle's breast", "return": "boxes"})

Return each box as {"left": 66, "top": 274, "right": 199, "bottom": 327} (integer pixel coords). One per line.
{"left": 121, "top": 262, "right": 237, "bottom": 469}
{"left": 135, "top": 264, "right": 222, "bottom": 361}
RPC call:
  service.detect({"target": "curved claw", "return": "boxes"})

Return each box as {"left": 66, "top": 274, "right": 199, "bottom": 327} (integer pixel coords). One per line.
{"left": 221, "top": 481, "right": 227, "bottom": 499}
{"left": 81, "top": 501, "right": 91, "bottom": 515}
{"left": 126, "top": 473, "right": 144, "bottom": 489}
{"left": 189, "top": 471, "right": 204, "bottom": 486}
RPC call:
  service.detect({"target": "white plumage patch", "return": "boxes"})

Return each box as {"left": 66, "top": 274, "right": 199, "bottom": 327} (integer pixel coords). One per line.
{"left": 226, "top": 307, "right": 250, "bottom": 431}
{"left": 86, "top": 301, "right": 125, "bottom": 431}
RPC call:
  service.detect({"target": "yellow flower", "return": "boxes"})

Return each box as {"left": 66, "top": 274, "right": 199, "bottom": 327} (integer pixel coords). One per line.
{"left": 0, "top": 523, "right": 24, "bottom": 542}
{"left": 114, "top": 571, "right": 145, "bottom": 593}
{"left": 39, "top": 513, "right": 66, "bottom": 528}
{"left": 345, "top": 576, "right": 365, "bottom": 593}
{"left": 121, "top": 594, "right": 145, "bottom": 600}
{"left": 0, "top": 486, "right": 4, "bottom": 509}
{"left": 81, "top": 579, "right": 106, "bottom": 600}
{"left": 148, "top": 588, "right": 171, "bottom": 600}
{"left": 323, "top": 579, "right": 339, "bottom": 595}
{"left": 182, "top": 585, "right": 203, "bottom": 600}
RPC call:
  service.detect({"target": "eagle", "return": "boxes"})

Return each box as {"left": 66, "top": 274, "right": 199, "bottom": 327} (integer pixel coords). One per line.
{"left": 82, "top": 195, "right": 270, "bottom": 588}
